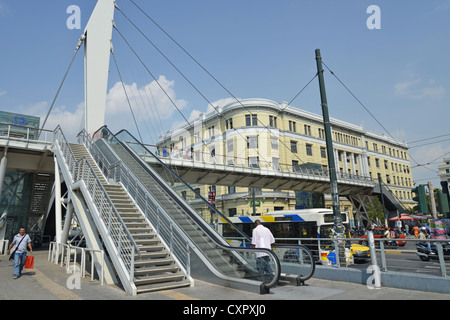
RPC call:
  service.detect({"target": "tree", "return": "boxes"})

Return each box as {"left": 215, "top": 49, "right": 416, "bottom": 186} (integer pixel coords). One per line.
{"left": 366, "top": 197, "right": 385, "bottom": 225}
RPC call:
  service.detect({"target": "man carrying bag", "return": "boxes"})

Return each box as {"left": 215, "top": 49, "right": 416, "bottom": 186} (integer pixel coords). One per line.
{"left": 7, "top": 227, "right": 32, "bottom": 279}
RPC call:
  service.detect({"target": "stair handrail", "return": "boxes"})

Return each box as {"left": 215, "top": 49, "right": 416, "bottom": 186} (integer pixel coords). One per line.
{"left": 83, "top": 127, "right": 281, "bottom": 290}
{"left": 78, "top": 129, "right": 192, "bottom": 274}
{"left": 53, "top": 126, "right": 141, "bottom": 279}
{"left": 95, "top": 127, "right": 281, "bottom": 290}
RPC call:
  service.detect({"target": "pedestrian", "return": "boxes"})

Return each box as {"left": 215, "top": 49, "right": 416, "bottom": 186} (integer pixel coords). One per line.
{"left": 7, "top": 227, "right": 32, "bottom": 279}
{"left": 251, "top": 219, "right": 275, "bottom": 282}
{"left": 413, "top": 225, "right": 419, "bottom": 238}
{"left": 418, "top": 228, "right": 426, "bottom": 240}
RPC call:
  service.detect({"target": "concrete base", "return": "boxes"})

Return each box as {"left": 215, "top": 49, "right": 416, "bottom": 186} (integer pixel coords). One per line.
{"left": 313, "top": 265, "right": 450, "bottom": 294}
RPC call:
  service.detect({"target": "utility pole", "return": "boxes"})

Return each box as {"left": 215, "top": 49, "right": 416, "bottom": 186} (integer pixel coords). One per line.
{"left": 429, "top": 181, "right": 438, "bottom": 219}
{"left": 377, "top": 173, "right": 388, "bottom": 225}
{"left": 315, "top": 49, "right": 344, "bottom": 237}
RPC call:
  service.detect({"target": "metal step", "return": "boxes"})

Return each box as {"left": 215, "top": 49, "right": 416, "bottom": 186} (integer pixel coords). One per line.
{"left": 135, "top": 279, "right": 191, "bottom": 294}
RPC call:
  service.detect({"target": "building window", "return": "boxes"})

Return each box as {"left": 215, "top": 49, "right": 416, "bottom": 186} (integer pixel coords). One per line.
{"left": 246, "top": 115, "right": 251, "bottom": 126}
{"left": 247, "top": 136, "right": 258, "bottom": 149}
{"left": 375, "top": 158, "right": 379, "bottom": 168}
{"left": 227, "top": 139, "right": 234, "bottom": 153}
{"left": 228, "top": 208, "right": 237, "bottom": 217}
{"left": 249, "top": 156, "right": 259, "bottom": 168}
{"left": 269, "top": 116, "right": 277, "bottom": 128}
{"left": 306, "top": 144, "right": 313, "bottom": 156}
{"left": 292, "top": 160, "right": 299, "bottom": 172}
{"left": 290, "top": 140, "right": 298, "bottom": 153}
{"left": 272, "top": 157, "right": 279, "bottom": 170}
{"left": 246, "top": 114, "right": 258, "bottom": 126}
{"left": 208, "top": 126, "right": 215, "bottom": 139}
{"left": 225, "top": 118, "right": 233, "bottom": 130}
{"left": 320, "top": 147, "right": 326, "bottom": 158}
{"left": 271, "top": 135, "right": 278, "bottom": 150}
{"left": 304, "top": 125, "right": 311, "bottom": 136}
{"left": 228, "top": 186, "right": 236, "bottom": 194}
{"left": 289, "top": 120, "right": 296, "bottom": 132}
{"left": 318, "top": 128, "right": 325, "bottom": 139}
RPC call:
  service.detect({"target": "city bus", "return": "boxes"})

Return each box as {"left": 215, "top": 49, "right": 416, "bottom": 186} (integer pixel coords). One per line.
{"left": 218, "top": 208, "right": 370, "bottom": 265}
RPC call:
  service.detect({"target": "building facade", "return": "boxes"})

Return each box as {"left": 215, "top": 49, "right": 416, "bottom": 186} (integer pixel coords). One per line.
{"left": 439, "top": 158, "right": 450, "bottom": 191}
{"left": 157, "top": 98, "right": 415, "bottom": 224}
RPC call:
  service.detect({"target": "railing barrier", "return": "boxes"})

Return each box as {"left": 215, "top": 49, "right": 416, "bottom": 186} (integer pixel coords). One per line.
{"left": 48, "top": 242, "right": 105, "bottom": 285}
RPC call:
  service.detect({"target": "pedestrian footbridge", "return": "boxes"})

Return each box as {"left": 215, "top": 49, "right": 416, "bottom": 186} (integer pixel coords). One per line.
{"left": 49, "top": 126, "right": 320, "bottom": 295}
{"left": 0, "top": 124, "right": 382, "bottom": 295}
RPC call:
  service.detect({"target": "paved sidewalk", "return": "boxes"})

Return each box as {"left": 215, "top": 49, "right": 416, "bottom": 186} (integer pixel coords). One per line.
{"left": 1, "top": 248, "right": 450, "bottom": 301}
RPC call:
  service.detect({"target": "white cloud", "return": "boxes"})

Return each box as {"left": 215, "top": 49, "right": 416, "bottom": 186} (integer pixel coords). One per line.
{"left": 0, "top": 91, "right": 6, "bottom": 97}
{"left": 394, "top": 78, "right": 445, "bottom": 100}
{"left": 104, "top": 76, "right": 188, "bottom": 138}
{"left": 20, "top": 76, "right": 188, "bottom": 141}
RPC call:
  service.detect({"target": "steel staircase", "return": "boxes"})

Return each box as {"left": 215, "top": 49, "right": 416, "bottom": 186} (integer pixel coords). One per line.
{"left": 107, "top": 143, "right": 245, "bottom": 278}
{"left": 81, "top": 128, "right": 282, "bottom": 294}
{"left": 58, "top": 139, "right": 191, "bottom": 294}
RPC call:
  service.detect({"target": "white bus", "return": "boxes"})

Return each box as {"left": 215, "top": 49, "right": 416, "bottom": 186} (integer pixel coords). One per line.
{"left": 218, "top": 208, "right": 369, "bottom": 265}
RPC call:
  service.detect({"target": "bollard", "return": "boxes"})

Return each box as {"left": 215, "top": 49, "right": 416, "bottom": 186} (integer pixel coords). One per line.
{"left": 367, "top": 230, "right": 381, "bottom": 289}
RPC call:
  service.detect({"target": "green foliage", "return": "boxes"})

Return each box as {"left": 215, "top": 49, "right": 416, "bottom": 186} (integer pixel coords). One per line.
{"left": 366, "top": 197, "right": 385, "bottom": 224}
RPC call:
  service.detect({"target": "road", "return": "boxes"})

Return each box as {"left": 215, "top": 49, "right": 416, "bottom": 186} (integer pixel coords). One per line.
{"left": 350, "top": 240, "right": 450, "bottom": 277}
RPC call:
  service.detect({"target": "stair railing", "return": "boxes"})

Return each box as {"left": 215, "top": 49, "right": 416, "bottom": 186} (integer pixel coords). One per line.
{"left": 77, "top": 129, "right": 192, "bottom": 276}
{"left": 53, "top": 126, "right": 141, "bottom": 284}
{"left": 87, "top": 127, "right": 281, "bottom": 292}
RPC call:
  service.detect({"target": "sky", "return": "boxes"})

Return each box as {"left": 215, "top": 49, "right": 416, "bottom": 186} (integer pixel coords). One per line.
{"left": 0, "top": 0, "right": 449, "bottom": 189}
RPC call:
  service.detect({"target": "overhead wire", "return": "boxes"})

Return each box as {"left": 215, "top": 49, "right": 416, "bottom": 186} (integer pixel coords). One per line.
{"left": 110, "top": 46, "right": 144, "bottom": 143}
{"left": 320, "top": 60, "right": 450, "bottom": 178}
{"left": 117, "top": 3, "right": 320, "bottom": 166}
{"left": 320, "top": 60, "right": 426, "bottom": 168}
{"left": 39, "top": 36, "right": 84, "bottom": 137}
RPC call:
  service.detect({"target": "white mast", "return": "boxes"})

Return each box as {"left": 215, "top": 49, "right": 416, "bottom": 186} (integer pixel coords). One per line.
{"left": 83, "top": 0, "right": 115, "bottom": 134}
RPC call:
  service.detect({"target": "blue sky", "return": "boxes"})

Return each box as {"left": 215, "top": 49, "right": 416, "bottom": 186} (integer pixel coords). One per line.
{"left": 0, "top": 0, "right": 449, "bottom": 189}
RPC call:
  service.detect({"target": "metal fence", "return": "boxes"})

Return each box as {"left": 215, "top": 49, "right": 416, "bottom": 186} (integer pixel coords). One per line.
{"left": 225, "top": 235, "right": 449, "bottom": 278}
{"left": 48, "top": 242, "right": 105, "bottom": 285}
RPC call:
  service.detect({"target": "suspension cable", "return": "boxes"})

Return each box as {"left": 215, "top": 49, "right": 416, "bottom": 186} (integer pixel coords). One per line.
{"left": 321, "top": 60, "right": 422, "bottom": 167}
{"left": 39, "top": 35, "right": 85, "bottom": 137}
{"left": 111, "top": 47, "right": 144, "bottom": 143}
{"left": 116, "top": 5, "right": 319, "bottom": 165}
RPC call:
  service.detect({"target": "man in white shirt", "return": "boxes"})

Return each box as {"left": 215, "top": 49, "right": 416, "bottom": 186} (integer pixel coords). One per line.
{"left": 251, "top": 219, "right": 275, "bottom": 282}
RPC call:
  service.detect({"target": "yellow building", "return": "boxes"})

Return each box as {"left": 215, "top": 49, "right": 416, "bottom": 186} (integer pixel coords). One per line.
{"left": 157, "top": 98, "right": 415, "bottom": 224}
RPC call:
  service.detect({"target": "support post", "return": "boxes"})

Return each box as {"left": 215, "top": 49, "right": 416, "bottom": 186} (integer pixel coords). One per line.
{"left": 0, "top": 149, "right": 8, "bottom": 199}
{"left": 429, "top": 181, "right": 438, "bottom": 219}
{"left": 54, "top": 157, "right": 62, "bottom": 244}
{"left": 315, "top": 49, "right": 345, "bottom": 266}
{"left": 61, "top": 201, "right": 74, "bottom": 245}
{"left": 378, "top": 173, "right": 388, "bottom": 225}
{"left": 83, "top": 0, "right": 115, "bottom": 134}
{"left": 315, "top": 49, "right": 344, "bottom": 236}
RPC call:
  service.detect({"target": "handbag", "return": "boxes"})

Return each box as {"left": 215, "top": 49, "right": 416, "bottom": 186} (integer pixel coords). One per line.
{"left": 24, "top": 255, "right": 34, "bottom": 269}
{"left": 8, "top": 234, "right": 27, "bottom": 261}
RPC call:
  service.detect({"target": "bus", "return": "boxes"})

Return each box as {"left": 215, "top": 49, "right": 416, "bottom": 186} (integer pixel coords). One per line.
{"left": 218, "top": 208, "right": 370, "bottom": 265}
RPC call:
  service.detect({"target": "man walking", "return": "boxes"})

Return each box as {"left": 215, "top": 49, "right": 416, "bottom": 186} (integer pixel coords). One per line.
{"left": 251, "top": 219, "right": 275, "bottom": 282}
{"left": 7, "top": 227, "right": 32, "bottom": 279}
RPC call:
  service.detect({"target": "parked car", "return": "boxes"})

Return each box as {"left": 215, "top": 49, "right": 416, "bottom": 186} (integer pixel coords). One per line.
{"left": 360, "top": 228, "right": 406, "bottom": 247}
{"left": 351, "top": 243, "right": 370, "bottom": 263}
